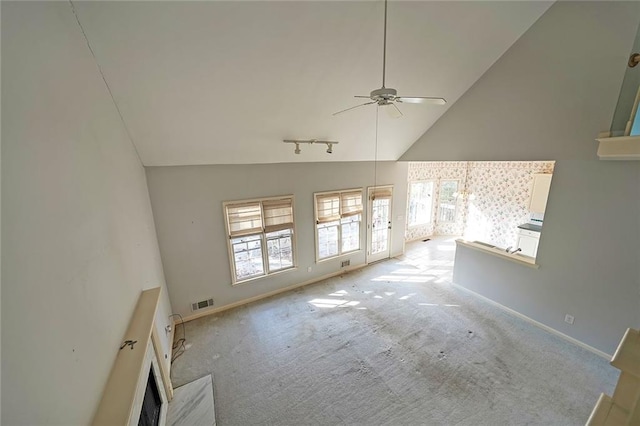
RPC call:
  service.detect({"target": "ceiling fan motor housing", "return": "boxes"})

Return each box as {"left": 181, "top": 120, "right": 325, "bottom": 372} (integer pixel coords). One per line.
{"left": 370, "top": 87, "right": 397, "bottom": 101}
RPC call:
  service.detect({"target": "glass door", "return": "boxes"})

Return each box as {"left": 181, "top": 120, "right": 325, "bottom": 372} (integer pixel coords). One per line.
{"left": 367, "top": 186, "right": 393, "bottom": 263}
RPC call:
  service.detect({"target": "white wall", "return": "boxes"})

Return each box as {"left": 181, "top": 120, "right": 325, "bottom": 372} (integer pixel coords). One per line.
{"left": 146, "top": 162, "right": 408, "bottom": 319}
{"left": 2, "top": 2, "right": 172, "bottom": 424}
{"left": 401, "top": 1, "right": 640, "bottom": 354}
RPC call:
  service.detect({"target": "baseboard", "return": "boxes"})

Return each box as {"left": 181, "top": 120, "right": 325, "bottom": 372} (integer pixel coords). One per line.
{"left": 451, "top": 282, "right": 612, "bottom": 360}
{"left": 181, "top": 263, "right": 367, "bottom": 323}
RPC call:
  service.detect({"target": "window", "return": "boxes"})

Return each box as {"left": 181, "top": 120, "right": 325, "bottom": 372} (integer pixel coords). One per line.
{"left": 438, "top": 180, "right": 459, "bottom": 223}
{"left": 407, "top": 181, "right": 434, "bottom": 227}
{"left": 314, "top": 189, "right": 363, "bottom": 261}
{"left": 224, "top": 196, "right": 296, "bottom": 284}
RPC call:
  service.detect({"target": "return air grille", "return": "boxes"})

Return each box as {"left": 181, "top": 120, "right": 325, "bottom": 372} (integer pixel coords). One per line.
{"left": 191, "top": 298, "right": 214, "bottom": 311}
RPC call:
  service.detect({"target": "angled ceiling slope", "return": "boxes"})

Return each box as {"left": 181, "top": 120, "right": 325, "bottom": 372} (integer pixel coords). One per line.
{"left": 73, "top": 1, "right": 551, "bottom": 166}
{"left": 400, "top": 1, "right": 640, "bottom": 162}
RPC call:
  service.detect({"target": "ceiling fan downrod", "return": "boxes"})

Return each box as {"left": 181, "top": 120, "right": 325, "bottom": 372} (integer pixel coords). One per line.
{"left": 382, "top": 0, "right": 388, "bottom": 89}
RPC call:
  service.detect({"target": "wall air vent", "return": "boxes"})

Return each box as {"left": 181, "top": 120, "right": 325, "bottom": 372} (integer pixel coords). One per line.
{"left": 191, "top": 298, "right": 214, "bottom": 311}
{"left": 341, "top": 260, "right": 351, "bottom": 268}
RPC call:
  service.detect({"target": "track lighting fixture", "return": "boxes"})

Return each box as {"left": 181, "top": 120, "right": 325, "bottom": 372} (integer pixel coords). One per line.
{"left": 283, "top": 139, "right": 339, "bottom": 155}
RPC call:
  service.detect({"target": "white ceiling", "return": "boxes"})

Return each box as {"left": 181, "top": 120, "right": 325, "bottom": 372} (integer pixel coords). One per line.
{"left": 73, "top": 1, "right": 552, "bottom": 166}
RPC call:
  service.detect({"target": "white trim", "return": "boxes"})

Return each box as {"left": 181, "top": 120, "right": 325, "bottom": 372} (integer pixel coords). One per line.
{"left": 313, "top": 187, "right": 364, "bottom": 263}
{"left": 315, "top": 249, "right": 362, "bottom": 264}
{"left": 129, "top": 340, "right": 168, "bottom": 426}
{"left": 456, "top": 239, "right": 539, "bottom": 269}
{"left": 406, "top": 179, "right": 435, "bottom": 228}
{"left": 231, "top": 266, "right": 297, "bottom": 287}
{"left": 451, "top": 282, "right": 612, "bottom": 360}
{"left": 181, "top": 263, "right": 367, "bottom": 323}
{"left": 596, "top": 135, "right": 640, "bottom": 160}
{"left": 223, "top": 194, "right": 297, "bottom": 285}
{"left": 366, "top": 185, "right": 394, "bottom": 264}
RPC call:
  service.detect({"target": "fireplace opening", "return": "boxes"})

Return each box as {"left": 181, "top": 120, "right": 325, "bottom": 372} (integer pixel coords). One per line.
{"left": 138, "top": 368, "right": 162, "bottom": 426}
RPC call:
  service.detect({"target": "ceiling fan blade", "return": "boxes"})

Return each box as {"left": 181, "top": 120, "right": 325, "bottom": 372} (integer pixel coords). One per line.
{"left": 332, "top": 101, "right": 377, "bottom": 116}
{"left": 396, "top": 96, "right": 447, "bottom": 105}
{"left": 354, "top": 96, "right": 372, "bottom": 99}
{"left": 382, "top": 102, "right": 403, "bottom": 119}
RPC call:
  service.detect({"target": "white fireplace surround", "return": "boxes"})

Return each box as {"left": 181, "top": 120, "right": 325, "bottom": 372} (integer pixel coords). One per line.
{"left": 93, "top": 288, "right": 172, "bottom": 425}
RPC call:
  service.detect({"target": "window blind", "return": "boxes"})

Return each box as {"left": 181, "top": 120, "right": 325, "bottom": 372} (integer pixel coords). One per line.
{"left": 263, "top": 198, "right": 294, "bottom": 233}
{"left": 316, "top": 193, "right": 341, "bottom": 223}
{"left": 340, "top": 191, "right": 363, "bottom": 217}
{"left": 370, "top": 187, "right": 392, "bottom": 200}
{"left": 226, "top": 202, "right": 263, "bottom": 237}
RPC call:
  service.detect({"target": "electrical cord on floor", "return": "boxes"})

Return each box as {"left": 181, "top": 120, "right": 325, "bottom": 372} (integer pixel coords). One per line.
{"left": 169, "top": 313, "right": 186, "bottom": 365}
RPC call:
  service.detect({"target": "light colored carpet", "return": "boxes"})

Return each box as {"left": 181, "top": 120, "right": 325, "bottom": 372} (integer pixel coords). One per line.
{"left": 170, "top": 238, "right": 618, "bottom": 425}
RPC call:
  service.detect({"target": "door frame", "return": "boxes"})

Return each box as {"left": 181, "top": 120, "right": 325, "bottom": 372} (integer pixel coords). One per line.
{"left": 366, "top": 185, "right": 394, "bottom": 264}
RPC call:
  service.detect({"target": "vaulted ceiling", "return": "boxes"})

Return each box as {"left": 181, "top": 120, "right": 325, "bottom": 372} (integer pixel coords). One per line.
{"left": 73, "top": 1, "right": 552, "bottom": 166}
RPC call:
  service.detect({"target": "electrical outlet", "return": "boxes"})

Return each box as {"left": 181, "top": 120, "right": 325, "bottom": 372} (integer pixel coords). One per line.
{"left": 564, "top": 314, "right": 575, "bottom": 325}
{"left": 307, "top": 266, "right": 312, "bottom": 273}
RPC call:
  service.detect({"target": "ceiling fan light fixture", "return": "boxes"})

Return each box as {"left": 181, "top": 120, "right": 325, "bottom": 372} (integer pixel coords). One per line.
{"left": 326, "top": 143, "right": 333, "bottom": 154}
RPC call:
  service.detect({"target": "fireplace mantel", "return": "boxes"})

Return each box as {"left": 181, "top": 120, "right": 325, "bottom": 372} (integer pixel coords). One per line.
{"left": 93, "top": 287, "right": 170, "bottom": 425}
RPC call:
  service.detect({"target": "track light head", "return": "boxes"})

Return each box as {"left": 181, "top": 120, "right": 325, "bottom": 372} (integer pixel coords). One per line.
{"left": 283, "top": 139, "right": 338, "bottom": 155}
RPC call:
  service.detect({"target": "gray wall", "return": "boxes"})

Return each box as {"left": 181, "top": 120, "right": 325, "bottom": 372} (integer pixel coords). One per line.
{"left": 402, "top": 2, "right": 640, "bottom": 355}
{"left": 454, "top": 160, "right": 640, "bottom": 353}
{"left": 611, "top": 23, "right": 640, "bottom": 135}
{"left": 146, "top": 162, "right": 408, "bottom": 318}
{"left": 2, "top": 3, "right": 173, "bottom": 424}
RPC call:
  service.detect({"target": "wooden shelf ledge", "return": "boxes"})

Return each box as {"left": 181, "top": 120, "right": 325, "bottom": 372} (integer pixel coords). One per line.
{"left": 93, "top": 287, "right": 162, "bottom": 425}
{"left": 611, "top": 328, "right": 640, "bottom": 378}
{"left": 587, "top": 393, "right": 630, "bottom": 425}
{"left": 596, "top": 135, "right": 640, "bottom": 160}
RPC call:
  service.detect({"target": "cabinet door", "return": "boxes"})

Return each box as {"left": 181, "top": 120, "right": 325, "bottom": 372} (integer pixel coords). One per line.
{"left": 517, "top": 234, "right": 539, "bottom": 257}
{"left": 529, "top": 174, "right": 552, "bottom": 213}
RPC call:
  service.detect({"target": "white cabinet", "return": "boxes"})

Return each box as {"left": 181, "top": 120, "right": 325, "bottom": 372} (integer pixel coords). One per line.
{"left": 517, "top": 229, "right": 540, "bottom": 257}
{"left": 529, "top": 174, "right": 553, "bottom": 213}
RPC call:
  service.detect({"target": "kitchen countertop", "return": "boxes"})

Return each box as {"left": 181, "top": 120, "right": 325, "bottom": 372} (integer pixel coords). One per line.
{"left": 517, "top": 223, "right": 542, "bottom": 232}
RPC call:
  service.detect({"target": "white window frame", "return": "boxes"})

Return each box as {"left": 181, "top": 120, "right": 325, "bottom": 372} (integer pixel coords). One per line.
{"left": 437, "top": 179, "right": 459, "bottom": 224}
{"left": 407, "top": 180, "right": 434, "bottom": 228}
{"left": 314, "top": 188, "right": 363, "bottom": 262}
{"left": 223, "top": 195, "right": 297, "bottom": 285}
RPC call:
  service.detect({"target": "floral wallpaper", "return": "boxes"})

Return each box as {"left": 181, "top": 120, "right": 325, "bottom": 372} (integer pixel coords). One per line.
{"left": 406, "top": 162, "right": 468, "bottom": 241}
{"left": 406, "top": 161, "right": 555, "bottom": 249}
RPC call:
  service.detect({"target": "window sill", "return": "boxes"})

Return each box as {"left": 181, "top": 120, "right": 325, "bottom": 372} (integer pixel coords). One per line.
{"left": 455, "top": 239, "right": 539, "bottom": 269}
{"left": 316, "top": 249, "right": 361, "bottom": 264}
{"left": 231, "top": 266, "right": 298, "bottom": 286}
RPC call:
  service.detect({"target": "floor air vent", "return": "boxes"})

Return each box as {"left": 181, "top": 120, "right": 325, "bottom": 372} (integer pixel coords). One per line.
{"left": 192, "top": 298, "right": 214, "bottom": 311}
{"left": 341, "top": 260, "right": 350, "bottom": 268}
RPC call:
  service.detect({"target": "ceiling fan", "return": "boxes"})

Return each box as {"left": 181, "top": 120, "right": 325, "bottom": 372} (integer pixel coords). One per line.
{"left": 333, "top": 0, "right": 446, "bottom": 117}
